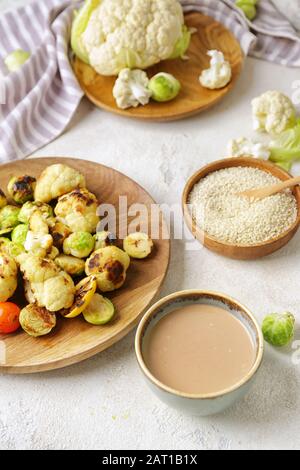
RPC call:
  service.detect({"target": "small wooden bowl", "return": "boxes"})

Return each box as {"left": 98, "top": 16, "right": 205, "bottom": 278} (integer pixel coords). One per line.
{"left": 182, "top": 157, "right": 300, "bottom": 260}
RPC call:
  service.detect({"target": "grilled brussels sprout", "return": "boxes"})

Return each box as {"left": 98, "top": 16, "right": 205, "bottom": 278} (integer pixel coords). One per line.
{"left": 0, "top": 189, "right": 7, "bottom": 209}
{"left": 0, "top": 205, "right": 20, "bottom": 229}
{"left": 94, "top": 231, "right": 116, "bottom": 251}
{"left": 6, "top": 242, "right": 25, "bottom": 259}
{"left": 55, "top": 255, "right": 85, "bottom": 277}
{"left": 63, "top": 232, "right": 95, "bottom": 259}
{"left": 123, "top": 232, "right": 153, "bottom": 259}
{"left": 18, "top": 201, "right": 53, "bottom": 224}
{"left": 11, "top": 224, "right": 28, "bottom": 247}
{"left": 19, "top": 304, "right": 56, "bottom": 337}
{"left": 63, "top": 276, "right": 97, "bottom": 318}
{"left": 85, "top": 246, "right": 130, "bottom": 292}
{"left": 7, "top": 175, "right": 36, "bottom": 204}
{"left": 83, "top": 294, "right": 115, "bottom": 325}
{"left": 0, "top": 237, "right": 25, "bottom": 260}
{"left": 50, "top": 221, "right": 71, "bottom": 250}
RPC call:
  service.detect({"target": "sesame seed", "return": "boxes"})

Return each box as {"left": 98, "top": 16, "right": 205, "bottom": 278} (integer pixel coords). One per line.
{"left": 188, "top": 167, "right": 298, "bottom": 246}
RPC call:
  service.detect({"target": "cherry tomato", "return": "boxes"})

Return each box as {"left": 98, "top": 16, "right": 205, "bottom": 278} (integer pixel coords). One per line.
{"left": 0, "top": 302, "right": 21, "bottom": 334}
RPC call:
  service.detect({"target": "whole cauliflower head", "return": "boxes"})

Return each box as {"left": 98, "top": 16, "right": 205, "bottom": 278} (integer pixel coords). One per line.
{"left": 34, "top": 164, "right": 86, "bottom": 203}
{"left": 252, "top": 91, "right": 296, "bottom": 135}
{"left": 55, "top": 189, "right": 100, "bottom": 234}
{"left": 79, "top": 0, "right": 185, "bottom": 76}
{"left": 0, "top": 253, "right": 18, "bottom": 302}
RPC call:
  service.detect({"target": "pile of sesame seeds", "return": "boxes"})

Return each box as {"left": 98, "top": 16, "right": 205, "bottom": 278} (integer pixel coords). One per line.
{"left": 188, "top": 166, "right": 298, "bottom": 246}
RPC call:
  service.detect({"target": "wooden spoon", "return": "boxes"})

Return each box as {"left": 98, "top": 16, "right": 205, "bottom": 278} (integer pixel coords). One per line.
{"left": 239, "top": 176, "right": 300, "bottom": 201}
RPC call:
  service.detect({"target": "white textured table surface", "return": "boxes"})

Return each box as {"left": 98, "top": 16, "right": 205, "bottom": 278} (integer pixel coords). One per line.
{"left": 1, "top": 0, "right": 300, "bottom": 451}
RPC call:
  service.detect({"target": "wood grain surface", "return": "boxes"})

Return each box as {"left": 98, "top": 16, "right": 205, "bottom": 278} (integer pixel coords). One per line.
{"left": 73, "top": 12, "right": 244, "bottom": 121}
{"left": 182, "top": 157, "right": 300, "bottom": 260}
{"left": 0, "top": 158, "right": 170, "bottom": 374}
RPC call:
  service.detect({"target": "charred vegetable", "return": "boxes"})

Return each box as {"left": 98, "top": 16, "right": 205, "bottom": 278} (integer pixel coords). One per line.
{"left": 8, "top": 175, "right": 36, "bottom": 205}
{"left": 19, "top": 304, "right": 56, "bottom": 337}
{"left": 63, "top": 276, "right": 97, "bottom": 318}
{"left": 85, "top": 246, "right": 130, "bottom": 292}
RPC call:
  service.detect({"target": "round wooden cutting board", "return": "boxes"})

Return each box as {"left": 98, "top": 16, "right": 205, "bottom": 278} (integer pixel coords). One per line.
{"left": 0, "top": 158, "right": 170, "bottom": 374}
{"left": 73, "top": 12, "right": 244, "bottom": 121}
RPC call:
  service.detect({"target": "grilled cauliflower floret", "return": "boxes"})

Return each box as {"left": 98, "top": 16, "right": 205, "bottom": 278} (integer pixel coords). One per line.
{"left": 34, "top": 164, "right": 86, "bottom": 203}
{"left": 24, "top": 280, "right": 36, "bottom": 304}
{"left": 55, "top": 189, "right": 99, "bottom": 233}
{"left": 19, "top": 304, "right": 56, "bottom": 337}
{"left": 18, "top": 201, "right": 53, "bottom": 224}
{"left": 18, "top": 254, "right": 59, "bottom": 284}
{"left": 24, "top": 210, "right": 53, "bottom": 258}
{"left": 31, "top": 271, "right": 75, "bottom": 312}
{"left": 50, "top": 221, "right": 71, "bottom": 250}
{"left": 85, "top": 246, "right": 130, "bottom": 292}
{"left": 24, "top": 232, "right": 53, "bottom": 258}
{"left": 252, "top": 91, "right": 296, "bottom": 135}
{"left": 0, "top": 253, "right": 18, "bottom": 302}
{"left": 78, "top": 0, "right": 186, "bottom": 76}
{"left": 18, "top": 254, "right": 75, "bottom": 312}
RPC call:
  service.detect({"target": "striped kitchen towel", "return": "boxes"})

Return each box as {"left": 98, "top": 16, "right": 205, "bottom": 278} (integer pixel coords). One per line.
{"left": 0, "top": 0, "right": 299, "bottom": 163}
{"left": 0, "top": 0, "right": 83, "bottom": 162}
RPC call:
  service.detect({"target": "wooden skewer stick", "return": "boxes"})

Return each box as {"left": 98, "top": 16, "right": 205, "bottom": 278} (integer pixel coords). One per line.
{"left": 239, "top": 176, "right": 300, "bottom": 201}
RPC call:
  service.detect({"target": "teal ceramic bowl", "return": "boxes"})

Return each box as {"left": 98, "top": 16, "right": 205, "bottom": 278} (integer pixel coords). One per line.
{"left": 135, "top": 290, "right": 264, "bottom": 416}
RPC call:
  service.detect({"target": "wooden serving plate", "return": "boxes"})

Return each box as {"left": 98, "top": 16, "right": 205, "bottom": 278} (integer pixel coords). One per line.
{"left": 0, "top": 158, "right": 170, "bottom": 374}
{"left": 182, "top": 157, "right": 300, "bottom": 260}
{"left": 73, "top": 12, "right": 244, "bottom": 121}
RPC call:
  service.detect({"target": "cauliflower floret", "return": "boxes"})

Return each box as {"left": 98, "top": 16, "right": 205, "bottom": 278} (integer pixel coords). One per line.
{"left": 113, "top": 69, "right": 152, "bottom": 109}
{"left": 227, "top": 137, "right": 271, "bottom": 159}
{"left": 31, "top": 272, "right": 75, "bottom": 312}
{"left": 252, "top": 91, "right": 296, "bottom": 135}
{"left": 18, "top": 254, "right": 59, "bottom": 284}
{"left": 24, "top": 231, "right": 53, "bottom": 257}
{"left": 199, "top": 50, "right": 232, "bottom": 90}
{"left": 55, "top": 189, "right": 100, "bottom": 234}
{"left": 18, "top": 201, "right": 53, "bottom": 224}
{"left": 80, "top": 0, "right": 185, "bottom": 76}
{"left": 0, "top": 253, "right": 18, "bottom": 302}
{"left": 34, "top": 164, "right": 86, "bottom": 203}
{"left": 24, "top": 280, "right": 36, "bottom": 304}
{"left": 24, "top": 210, "right": 53, "bottom": 258}
{"left": 18, "top": 254, "right": 75, "bottom": 312}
